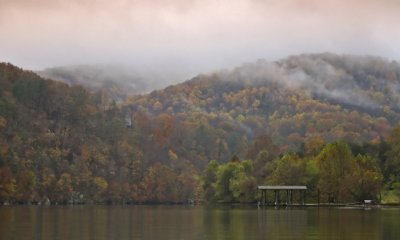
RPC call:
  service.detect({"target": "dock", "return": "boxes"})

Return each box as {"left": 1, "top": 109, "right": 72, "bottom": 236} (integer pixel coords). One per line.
{"left": 258, "top": 185, "right": 307, "bottom": 206}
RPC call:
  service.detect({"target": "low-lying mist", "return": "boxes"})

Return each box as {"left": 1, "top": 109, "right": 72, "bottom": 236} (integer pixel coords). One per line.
{"left": 217, "top": 53, "right": 400, "bottom": 111}
{"left": 37, "top": 64, "right": 195, "bottom": 99}
{"left": 38, "top": 53, "right": 400, "bottom": 114}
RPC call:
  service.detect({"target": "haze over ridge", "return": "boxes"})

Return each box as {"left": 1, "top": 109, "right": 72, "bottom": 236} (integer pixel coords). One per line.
{"left": 1, "top": 0, "right": 400, "bottom": 82}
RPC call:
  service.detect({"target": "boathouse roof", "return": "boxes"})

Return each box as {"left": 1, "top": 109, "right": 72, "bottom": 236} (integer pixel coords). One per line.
{"left": 258, "top": 186, "right": 307, "bottom": 190}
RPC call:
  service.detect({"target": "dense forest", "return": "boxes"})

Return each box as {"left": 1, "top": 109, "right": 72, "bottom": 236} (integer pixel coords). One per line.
{"left": 1, "top": 53, "right": 400, "bottom": 204}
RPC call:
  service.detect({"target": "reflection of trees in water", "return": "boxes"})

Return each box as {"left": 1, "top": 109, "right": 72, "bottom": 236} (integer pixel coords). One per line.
{"left": 1, "top": 206, "right": 400, "bottom": 239}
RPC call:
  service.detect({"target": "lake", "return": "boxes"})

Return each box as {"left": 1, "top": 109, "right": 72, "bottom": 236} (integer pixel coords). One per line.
{"left": 0, "top": 205, "right": 399, "bottom": 239}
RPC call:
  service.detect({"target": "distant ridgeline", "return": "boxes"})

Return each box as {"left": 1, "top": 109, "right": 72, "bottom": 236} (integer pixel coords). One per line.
{"left": 1, "top": 53, "right": 400, "bottom": 205}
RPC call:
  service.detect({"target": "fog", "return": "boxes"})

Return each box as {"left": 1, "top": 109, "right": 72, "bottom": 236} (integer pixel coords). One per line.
{"left": 1, "top": 0, "right": 400, "bottom": 82}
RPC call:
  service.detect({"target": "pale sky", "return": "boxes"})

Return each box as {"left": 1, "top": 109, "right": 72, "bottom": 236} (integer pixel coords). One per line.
{"left": 0, "top": 0, "right": 399, "bottom": 78}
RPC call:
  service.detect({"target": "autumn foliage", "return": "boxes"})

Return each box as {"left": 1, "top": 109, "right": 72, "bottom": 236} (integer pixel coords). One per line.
{"left": 0, "top": 53, "right": 400, "bottom": 204}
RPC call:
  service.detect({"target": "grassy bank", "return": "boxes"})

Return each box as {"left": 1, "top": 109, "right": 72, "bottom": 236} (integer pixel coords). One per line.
{"left": 380, "top": 190, "right": 400, "bottom": 204}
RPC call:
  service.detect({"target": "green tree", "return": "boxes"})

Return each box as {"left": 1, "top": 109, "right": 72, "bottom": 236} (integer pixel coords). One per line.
{"left": 253, "top": 150, "right": 276, "bottom": 183}
{"left": 385, "top": 125, "right": 400, "bottom": 183}
{"left": 316, "top": 142, "right": 353, "bottom": 203}
{"left": 216, "top": 162, "right": 237, "bottom": 202}
{"left": 229, "top": 160, "right": 257, "bottom": 202}
{"left": 202, "top": 160, "right": 219, "bottom": 202}
{"left": 269, "top": 153, "right": 307, "bottom": 185}
{"left": 344, "top": 155, "right": 383, "bottom": 202}
{"left": 211, "top": 160, "right": 257, "bottom": 203}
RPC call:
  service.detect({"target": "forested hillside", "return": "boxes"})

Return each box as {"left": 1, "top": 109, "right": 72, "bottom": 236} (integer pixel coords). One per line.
{"left": 1, "top": 53, "right": 400, "bottom": 204}
{"left": 127, "top": 53, "right": 400, "bottom": 156}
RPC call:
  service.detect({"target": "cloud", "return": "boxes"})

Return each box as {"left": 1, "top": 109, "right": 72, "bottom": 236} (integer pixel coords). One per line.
{"left": 0, "top": 0, "right": 400, "bottom": 81}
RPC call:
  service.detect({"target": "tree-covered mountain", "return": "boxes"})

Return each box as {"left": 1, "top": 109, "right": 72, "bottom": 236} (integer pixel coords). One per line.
{"left": 1, "top": 53, "right": 400, "bottom": 204}
{"left": 126, "top": 53, "right": 400, "bottom": 154}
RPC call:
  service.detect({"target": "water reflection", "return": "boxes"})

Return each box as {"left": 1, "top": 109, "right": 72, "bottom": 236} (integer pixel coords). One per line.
{"left": 0, "top": 205, "right": 399, "bottom": 240}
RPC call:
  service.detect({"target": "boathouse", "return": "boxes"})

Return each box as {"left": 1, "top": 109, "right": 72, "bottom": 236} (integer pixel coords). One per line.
{"left": 258, "top": 185, "right": 307, "bottom": 206}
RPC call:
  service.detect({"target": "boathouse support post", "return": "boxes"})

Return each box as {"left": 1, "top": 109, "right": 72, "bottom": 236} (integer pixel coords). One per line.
{"left": 278, "top": 191, "right": 280, "bottom": 206}
{"left": 260, "top": 190, "right": 263, "bottom": 205}
{"left": 290, "top": 190, "right": 293, "bottom": 204}
{"left": 257, "top": 186, "right": 307, "bottom": 206}
{"left": 286, "top": 190, "right": 288, "bottom": 205}
{"left": 263, "top": 190, "right": 267, "bottom": 204}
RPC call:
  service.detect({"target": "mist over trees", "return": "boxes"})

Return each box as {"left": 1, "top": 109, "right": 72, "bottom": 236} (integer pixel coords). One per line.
{"left": 37, "top": 64, "right": 186, "bottom": 101}
{"left": 1, "top": 53, "right": 400, "bottom": 204}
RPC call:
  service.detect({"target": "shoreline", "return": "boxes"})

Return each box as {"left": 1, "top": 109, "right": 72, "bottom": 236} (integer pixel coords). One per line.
{"left": 2, "top": 201, "right": 400, "bottom": 208}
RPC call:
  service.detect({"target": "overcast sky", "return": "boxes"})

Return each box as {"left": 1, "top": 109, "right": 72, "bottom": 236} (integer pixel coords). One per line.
{"left": 1, "top": 0, "right": 400, "bottom": 78}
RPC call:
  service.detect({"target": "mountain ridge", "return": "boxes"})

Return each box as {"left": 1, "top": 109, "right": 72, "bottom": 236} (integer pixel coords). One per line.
{"left": 124, "top": 53, "right": 400, "bottom": 152}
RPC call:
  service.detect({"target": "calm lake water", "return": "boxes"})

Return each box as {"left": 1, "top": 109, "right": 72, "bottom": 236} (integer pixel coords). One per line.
{"left": 0, "top": 205, "right": 399, "bottom": 240}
